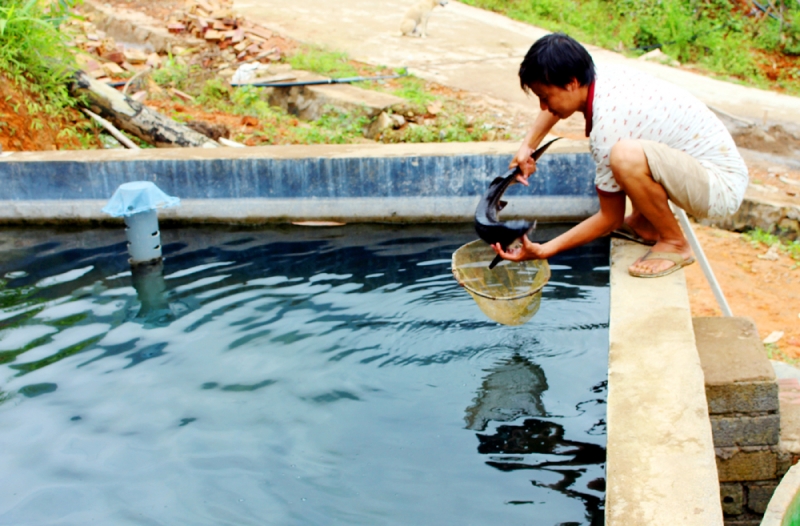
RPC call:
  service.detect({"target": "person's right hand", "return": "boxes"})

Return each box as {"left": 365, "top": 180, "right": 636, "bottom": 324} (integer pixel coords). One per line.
{"left": 491, "top": 235, "right": 550, "bottom": 262}
{"left": 509, "top": 145, "right": 537, "bottom": 186}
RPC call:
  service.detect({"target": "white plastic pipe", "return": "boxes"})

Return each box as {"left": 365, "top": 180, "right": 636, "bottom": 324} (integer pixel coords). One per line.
{"left": 102, "top": 181, "right": 180, "bottom": 266}
{"left": 123, "top": 209, "right": 162, "bottom": 264}
{"left": 672, "top": 204, "right": 733, "bottom": 317}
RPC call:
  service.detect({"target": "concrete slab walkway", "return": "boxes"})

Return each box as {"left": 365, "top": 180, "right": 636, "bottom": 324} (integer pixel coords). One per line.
{"left": 607, "top": 239, "right": 723, "bottom": 525}
{"left": 235, "top": 0, "right": 800, "bottom": 128}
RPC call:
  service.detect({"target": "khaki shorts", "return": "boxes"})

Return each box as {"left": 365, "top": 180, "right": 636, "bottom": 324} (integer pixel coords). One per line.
{"left": 640, "top": 140, "right": 711, "bottom": 219}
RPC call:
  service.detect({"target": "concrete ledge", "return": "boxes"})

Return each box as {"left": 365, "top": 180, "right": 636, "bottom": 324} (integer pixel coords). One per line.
{"left": 606, "top": 239, "right": 722, "bottom": 525}
{"left": 0, "top": 139, "right": 588, "bottom": 162}
{"left": 0, "top": 196, "right": 599, "bottom": 224}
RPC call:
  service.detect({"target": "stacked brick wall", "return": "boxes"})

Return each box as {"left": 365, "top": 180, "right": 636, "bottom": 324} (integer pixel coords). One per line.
{"left": 694, "top": 317, "right": 799, "bottom": 526}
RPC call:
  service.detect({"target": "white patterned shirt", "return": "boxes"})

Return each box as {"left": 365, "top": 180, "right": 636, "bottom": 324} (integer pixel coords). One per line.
{"left": 588, "top": 65, "right": 748, "bottom": 217}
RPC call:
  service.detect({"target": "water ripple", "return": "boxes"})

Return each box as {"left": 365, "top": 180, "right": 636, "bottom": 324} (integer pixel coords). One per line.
{"left": 0, "top": 224, "right": 609, "bottom": 526}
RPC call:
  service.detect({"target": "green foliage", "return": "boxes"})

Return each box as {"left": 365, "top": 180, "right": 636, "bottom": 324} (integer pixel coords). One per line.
{"left": 196, "top": 80, "right": 371, "bottom": 144}
{"left": 0, "top": 0, "right": 81, "bottom": 115}
{"left": 150, "top": 55, "right": 192, "bottom": 87}
{"left": 460, "top": 0, "right": 800, "bottom": 94}
{"left": 292, "top": 108, "right": 371, "bottom": 144}
{"left": 765, "top": 342, "right": 799, "bottom": 366}
{"left": 786, "top": 16, "right": 800, "bottom": 56}
{"left": 382, "top": 111, "right": 504, "bottom": 143}
{"left": 197, "top": 77, "right": 230, "bottom": 104}
{"left": 286, "top": 46, "right": 363, "bottom": 78}
{"left": 388, "top": 76, "right": 438, "bottom": 111}
{"left": 742, "top": 227, "right": 800, "bottom": 260}
{"left": 57, "top": 118, "right": 100, "bottom": 149}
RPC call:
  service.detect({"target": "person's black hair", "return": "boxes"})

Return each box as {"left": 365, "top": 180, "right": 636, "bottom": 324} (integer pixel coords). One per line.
{"left": 519, "top": 33, "right": 595, "bottom": 92}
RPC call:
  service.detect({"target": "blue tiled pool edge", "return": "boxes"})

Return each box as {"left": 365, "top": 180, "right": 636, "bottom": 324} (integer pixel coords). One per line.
{"left": 0, "top": 141, "right": 598, "bottom": 223}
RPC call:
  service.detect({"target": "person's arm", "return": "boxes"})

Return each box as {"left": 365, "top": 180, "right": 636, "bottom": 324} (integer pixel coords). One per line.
{"left": 511, "top": 110, "right": 561, "bottom": 185}
{"left": 491, "top": 190, "right": 626, "bottom": 261}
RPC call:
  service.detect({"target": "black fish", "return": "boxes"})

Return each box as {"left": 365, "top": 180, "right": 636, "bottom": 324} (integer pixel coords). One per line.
{"left": 475, "top": 137, "right": 561, "bottom": 269}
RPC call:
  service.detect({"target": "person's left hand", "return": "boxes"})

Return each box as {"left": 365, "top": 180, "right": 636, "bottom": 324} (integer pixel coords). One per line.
{"left": 491, "top": 236, "right": 549, "bottom": 262}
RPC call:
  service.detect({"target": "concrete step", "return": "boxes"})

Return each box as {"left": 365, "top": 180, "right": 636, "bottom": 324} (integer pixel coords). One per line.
{"left": 264, "top": 70, "right": 408, "bottom": 120}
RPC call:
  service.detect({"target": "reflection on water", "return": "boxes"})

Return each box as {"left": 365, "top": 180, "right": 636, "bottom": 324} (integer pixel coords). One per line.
{"left": 131, "top": 261, "right": 170, "bottom": 323}
{"left": 467, "top": 355, "right": 605, "bottom": 525}
{"left": 465, "top": 355, "right": 548, "bottom": 431}
{"left": 478, "top": 417, "right": 606, "bottom": 526}
{"left": 0, "top": 224, "right": 609, "bottom": 526}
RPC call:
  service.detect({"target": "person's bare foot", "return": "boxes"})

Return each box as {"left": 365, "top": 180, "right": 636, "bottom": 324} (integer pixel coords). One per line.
{"left": 624, "top": 211, "right": 659, "bottom": 244}
{"left": 628, "top": 240, "right": 694, "bottom": 276}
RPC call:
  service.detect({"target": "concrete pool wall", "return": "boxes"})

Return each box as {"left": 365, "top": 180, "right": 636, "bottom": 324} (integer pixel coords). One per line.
{"left": 0, "top": 141, "right": 595, "bottom": 224}
{"left": 0, "top": 141, "right": 724, "bottom": 524}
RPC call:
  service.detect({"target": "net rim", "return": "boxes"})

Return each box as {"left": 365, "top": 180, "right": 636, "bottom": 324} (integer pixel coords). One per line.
{"left": 451, "top": 243, "right": 551, "bottom": 301}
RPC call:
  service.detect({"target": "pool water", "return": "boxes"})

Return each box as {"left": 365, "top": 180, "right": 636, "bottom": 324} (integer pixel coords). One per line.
{"left": 0, "top": 224, "right": 609, "bottom": 526}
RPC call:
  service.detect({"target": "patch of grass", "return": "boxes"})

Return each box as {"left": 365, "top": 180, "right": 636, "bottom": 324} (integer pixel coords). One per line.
{"left": 197, "top": 77, "right": 229, "bottom": 104}
{"left": 286, "top": 46, "right": 364, "bottom": 79}
{"left": 387, "top": 76, "right": 438, "bottom": 111}
{"left": 381, "top": 111, "right": 507, "bottom": 143}
{"left": 460, "top": 0, "right": 800, "bottom": 95}
{"left": 150, "top": 55, "right": 192, "bottom": 88}
{"left": 196, "top": 81, "right": 371, "bottom": 144}
{"left": 0, "top": 0, "right": 81, "bottom": 116}
{"left": 742, "top": 227, "right": 800, "bottom": 260}
{"left": 293, "top": 108, "right": 371, "bottom": 144}
{"left": 765, "top": 342, "right": 800, "bottom": 366}
{"left": 177, "top": 45, "right": 507, "bottom": 146}
{"left": 56, "top": 118, "right": 102, "bottom": 149}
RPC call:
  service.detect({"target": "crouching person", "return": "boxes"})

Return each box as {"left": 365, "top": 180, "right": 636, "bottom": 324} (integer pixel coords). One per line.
{"left": 493, "top": 33, "right": 748, "bottom": 278}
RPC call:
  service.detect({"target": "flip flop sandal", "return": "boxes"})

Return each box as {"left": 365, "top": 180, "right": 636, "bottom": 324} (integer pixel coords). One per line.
{"left": 628, "top": 250, "right": 696, "bottom": 278}
{"left": 611, "top": 224, "right": 656, "bottom": 246}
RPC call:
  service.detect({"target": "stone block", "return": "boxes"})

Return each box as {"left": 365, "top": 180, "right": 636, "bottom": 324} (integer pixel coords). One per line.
{"left": 694, "top": 317, "right": 779, "bottom": 415}
{"left": 717, "top": 449, "right": 777, "bottom": 482}
{"left": 706, "top": 381, "right": 779, "bottom": 414}
{"left": 776, "top": 447, "right": 796, "bottom": 477}
{"left": 702, "top": 194, "right": 800, "bottom": 242}
{"left": 711, "top": 413, "right": 780, "bottom": 447}
{"left": 720, "top": 483, "right": 744, "bottom": 515}
{"left": 746, "top": 482, "right": 778, "bottom": 514}
{"left": 723, "top": 519, "right": 764, "bottom": 526}
{"left": 267, "top": 71, "right": 407, "bottom": 121}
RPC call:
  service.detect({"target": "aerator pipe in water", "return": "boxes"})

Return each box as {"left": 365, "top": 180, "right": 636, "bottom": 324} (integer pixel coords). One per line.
{"left": 102, "top": 181, "right": 180, "bottom": 266}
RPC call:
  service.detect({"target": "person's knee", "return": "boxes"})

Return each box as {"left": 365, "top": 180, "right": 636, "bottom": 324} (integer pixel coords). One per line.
{"left": 609, "top": 140, "right": 647, "bottom": 186}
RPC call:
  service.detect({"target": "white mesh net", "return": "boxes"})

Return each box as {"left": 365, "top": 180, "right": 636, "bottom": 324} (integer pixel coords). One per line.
{"left": 451, "top": 240, "right": 551, "bottom": 326}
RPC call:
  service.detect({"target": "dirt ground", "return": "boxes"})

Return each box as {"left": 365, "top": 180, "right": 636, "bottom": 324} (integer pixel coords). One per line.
{"left": 3, "top": 0, "right": 800, "bottom": 360}
{"left": 684, "top": 224, "right": 799, "bottom": 357}
{"left": 0, "top": 75, "right": 102, "bottom": 152}
{"left": 684, "top": 160, "right": 800, "bottom": 359}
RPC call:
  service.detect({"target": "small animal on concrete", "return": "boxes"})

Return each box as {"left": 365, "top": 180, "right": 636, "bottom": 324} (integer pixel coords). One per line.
{"left": 474, "top": 137, "right": 561, "bottom": 269}
{"left": 400, "top": 0, "right": 448, "bottom": 38}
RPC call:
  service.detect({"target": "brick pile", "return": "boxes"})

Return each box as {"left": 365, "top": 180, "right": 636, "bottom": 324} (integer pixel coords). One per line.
{"left": 171, "top": 0, "right": 284, "bottom": 63}
{"left": 61, "top": 0, "right": 292, "bottom": 85}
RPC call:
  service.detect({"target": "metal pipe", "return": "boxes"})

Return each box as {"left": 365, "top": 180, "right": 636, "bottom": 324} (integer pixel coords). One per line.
{"left": 230, "top": 73, "right": 407, "bottom": 88}
{"left": 672, "top": 204, "right": 733, "bottom": 317}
